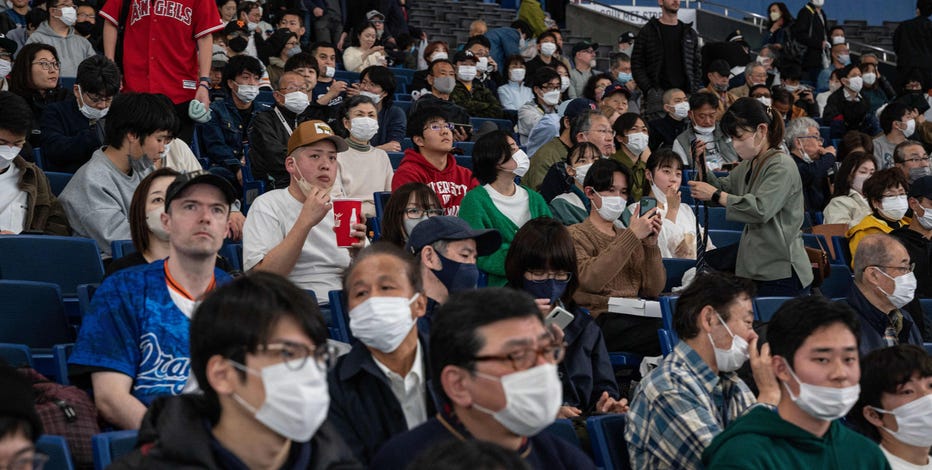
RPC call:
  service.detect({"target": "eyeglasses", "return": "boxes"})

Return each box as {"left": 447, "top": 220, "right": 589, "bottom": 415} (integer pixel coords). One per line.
{"left": 77, "top": 12, "right": 95, "bottom": 20}
{"left": 870, "top": 263, "right": 915, "bottom": 275}
{"left": 32, "top": 61, "right": 60, "bottom": 71}
{"left": 588, "top": 128, "right": 616, "bottom": 137}
{"left": 423, "top": 123, "right": 454, "bottom": 133}
{"left": 1, "top": 453, "right": 49, "bottom": 470}
{"left": 540, "top": 83, "right": 561, "bottom": 92}
{"left": 278, "top": 84, "right": 310, "bottom": 94}
{"left": 472, "top": 343, "right": 565, "bottom": 371}
{"left": 798, "top": 135, "right": 821, "bottom": 141}
{"left": 525, "top": 270, "right": 572, "bottom": 282}
{"left": 903, "top": 156, "right": 930, "bottom": 164}
{"left": 83, "top": 92, "right": 113, "bottom": 105}
{"left": 0, "top": 52, "right": 11, "bottom": 61}
{"left": 358, "top": 79, "right": 381, "bottom": 91}
{"left": 255, "top": 340, "right": 338, "bottom": 372}
{"left": 404, "top": 207, "right": 444, "bottom": 218}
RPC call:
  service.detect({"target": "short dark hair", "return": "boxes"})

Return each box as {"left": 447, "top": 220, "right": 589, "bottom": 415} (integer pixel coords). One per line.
{"left": 689, "top": 91, "right": 720, "bottom": 111}
{"left": 429, "top": 288, "right": 541, "bottom": 404}
{"left": 530, "top": 66, "right": 560, "bottom": 90}
{"left": 236, "top": 0, "right": 259, "bottom": 16}
{"left": 646, "top": 147, "right": 684, "bottom": 173}
{"left": 612, "top": 112, "right": 647, "bottom": 136}
{"left": 721, "top": 97, "right": 785, "bottom": 150}
{"left": 566, "top": 142, "right": 601, "bottom": 166}
{"left": 342, "top": 242, "right": 422, "bottom": 293}
{"left": 583, "top": 157, "right": 630, "bottom": 192}
{"left": 406, "top": 104, "right": 448, "bottom": 140}
{"left": 862, "top": 167, "right": 909, "bottom": 205}
{"left": 9, "top": 43, "right": 58, "bottom": 96}
{"left": 128, "top": 168, "right": 181, "bottom": 255}
{"left": 582, "top": 73, "right": 612, "bottom": 101}
{"left": 360, "top": 65, "right": 396, "bottom": 106}
{"left": 471, "top": 130, "right": 512, "bottom": 185}
{"left": 771, "top": 87, "right": 794, "bottom": 106}
{"left": 767, "top": 296, "right": 859, "bottom": 369}
{"left": 848, "top": 344, "right": 932, "bottom": 442}
{"left": 920, "top": 0, "right": 932, "bottom": 17}
{"left": 284, "top": 51, "right": 319, "bottom": 74}
{"left": 893, "top": 140, "right": 924, "bottom": 164}
{"left": 277, "top": 9, "right": 304, "bottom": 27}
{"left": 0, "top": 91, "right": 34, "bottom": 136}
{"left": 504, "top": 218, "right": 580, "bottom": 308}
{"left": 191, "top": 272, "right": 328, "bottom": 422}
{"left": 380, "top": 183, "right": 443, "bottom": 248}
{"left": 838, "top": 130, "right": 874, "bottom": 161}
{"left": 428, "top": 58, "right": 454, "bottom": 76}
{"left": 673, "top": 272, "right": 756, "bottom": 340}
{"left": 75, "top": 55, "right": 121, "bottom": 97}
{"left": 351, "top": 21, "right": 377, "bottom": 47}
{"left": 309, "top": 41, "right": 336, "bottom": 56}
{"left": 879, "top": 102, "right": 909, "bottom": 135}
{"left": 408, "top": 439, "right": 530, "bottom": 470}
{"left": 832, "top": 151, "right": 875, "bottom": 197}
{"left": 221, "top": 54, "right": 263, "bottom": 94}
{"left": 104, "top": 93, "right": 179, "bottom": 149}
{"left": 340, "top": 94, "right": 378, "bottom": 123}
{"left": 537, "top": 30, "right": 557, "bottom": 43}
{"left": 840, "top": 63, "right": 861, "bottom": 80}
{"left": 464, "top": 35, "right": 491, "bottom": 50}
{"left": 780, "top": 62, "right": 804, "bottom": 82}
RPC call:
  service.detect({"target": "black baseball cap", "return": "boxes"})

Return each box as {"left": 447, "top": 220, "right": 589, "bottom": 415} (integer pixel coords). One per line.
{"left": 452, "top": 50, "right": 478, "bottom": 64}
{"left": 618, "top": 32, "right": 635, "bottom": 44}
{"left": 909, "top": 175, "right": 932, "bottom": 199}
{"left": 405, "top": 216, "right": 502, "bottom": 256}
{"left": 164, "top": 170, "right": 238, "bottom": 210}
{"left": 602, "top": 83, "right": 631, "bottom": 100}
{"left": 572, "top": 40, "right": 599, "bottom": 56}
{"left": 0, "top": 33, "right": 16, "bottom": 55}
{"left": 561, "top": 98, "right": 597, "bottom": 119}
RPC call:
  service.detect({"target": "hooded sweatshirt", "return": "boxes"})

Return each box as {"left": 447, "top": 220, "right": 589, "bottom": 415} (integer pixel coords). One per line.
{"left": 701, "top": 406, "right": 890, "bottom": 469}
{"left": 390, "top": 148, "right": 477, "bottom": 216}
{"left": 25, "top": 21, "right": 95, "bottom": 77}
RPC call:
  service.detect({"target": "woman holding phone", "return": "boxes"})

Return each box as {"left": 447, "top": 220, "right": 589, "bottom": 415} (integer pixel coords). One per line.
{"left": 687, "top": 98, "right": 812, "bottom": 296}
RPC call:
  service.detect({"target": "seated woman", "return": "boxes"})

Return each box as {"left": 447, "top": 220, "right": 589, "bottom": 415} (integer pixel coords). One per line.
{"left": 581, "top": 72, "right": 613, "bottom": 103}
{"left": 8, "top": 43, "right": 68, "bottom": 144}
{"left": 342, "top": 21, "right": 387, "bottom": 73}
{"left": 355, "top": 65, "right": 406, "bottom": 152}
{"left": 824, "top": 151, "right": 875, "bottom": 228}
{"left": 459, "top": 130, "right": 552, "bottom": 287}
{"left": 498, "top": 54, "right": 534, "bottom": 111}
{"left": 611, "top": 112, "right": 651, "bottom": 201}
{"left": 379, "top": 182, "right": 443, "bottom": 248}
{"left": 847, "top": 168, "right": 911, "bottom": 260}
{"left": 505, "top": 217, "right": 627, "bottom": 418}
{"left": 568, "top": 158, "right": 665, "bottom": 355}
{"left": 517, "top": 66, "right": 561, "bottom": 146}
{"left": 539, "top": 142, "right": 600, "bottom": 225}
{"left": 847, "top": 344, "right": 932, "bottom": 470}
{"left": 263, "top": 28, "right": 300, "bottom": 88}
{"left": 336, "top": 95, "right": 393, "bottom": 216}
{"left": 822, "top": 64, "right": 881, "bottom": 139}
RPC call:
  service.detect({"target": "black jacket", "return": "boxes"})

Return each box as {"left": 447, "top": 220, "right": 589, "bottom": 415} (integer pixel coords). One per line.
{"left": 822, "top": 89, "right": 877, "bottom": 138}
{"left": 39, "top": 97, "right": 104, "bottom": 173}
{"left": 110, "top": 394, "right": 362, "bottom": 470}
{"left": 247, "top": 102, "right": 329, "bottom": 189}
{"left": 631, "top": 17, "right": 702, "bottom": 94}
{"left": 792, "top": 151, "right": 835, "bottom": 213}
{"left": 791, "top": 3, "right": 827, "bottom": 69}
{"left": 894, "top": 15, "right": 932, "bottom": 79}
{"left": 843, "top": 286, "right": 924, "bottom": 356}
{"left": 890, "top": 227, "right": 932, "bottom": 301}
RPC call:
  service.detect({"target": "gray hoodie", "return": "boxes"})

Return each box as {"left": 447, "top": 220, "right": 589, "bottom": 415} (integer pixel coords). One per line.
{"left": 26, "top": 21, "right": 95, "bottom": 77}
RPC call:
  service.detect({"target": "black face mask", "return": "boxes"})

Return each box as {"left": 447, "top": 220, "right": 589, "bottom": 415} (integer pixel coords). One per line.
{"left": 228, "top": 36, "right": 247, "bottom": 53}
{"left": 74, "top": 21, "right": 94, "bottom": 36}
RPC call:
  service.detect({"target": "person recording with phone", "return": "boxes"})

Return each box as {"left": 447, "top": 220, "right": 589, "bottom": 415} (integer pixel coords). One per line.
{"left": 687, "top": 98, "right": 813, "bottom": 297}
{"left": 505, "top": 218, "right": 625, "bottom": 419}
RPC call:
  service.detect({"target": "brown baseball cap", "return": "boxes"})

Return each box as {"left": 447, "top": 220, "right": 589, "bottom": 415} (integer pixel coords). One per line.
{"left": 287, "top": 120, "right": 349, "bottom": 155}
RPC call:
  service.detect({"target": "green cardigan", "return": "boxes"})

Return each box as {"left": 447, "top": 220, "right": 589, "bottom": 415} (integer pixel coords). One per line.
{"left": 458, "top": 184, "right": 553, "bottom": 286}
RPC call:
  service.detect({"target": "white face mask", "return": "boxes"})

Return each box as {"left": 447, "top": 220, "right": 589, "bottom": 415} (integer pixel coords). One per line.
{"left": 871, "top": 394, "right": 932, "bottom": 447}
{"left": 573, "top": 163, "right": 592, "bottom": 186}
{"left": 508, "top": 68, "right": 526, "bottom": 83}
{"left": 812, "top": 0, "right": 824, "bottom": 7}
{"left": 769, "top": 11, "right": 781, "bottom": 21}
{"left": 784, "top": 84, "right": 799, "bottom": 93}
{"left": 880, "top": 195, "right": 909, "bottom": 221}
{"left": 286, "top": 45, "right": 301, "bottom": 58}
{"left": 918, "top": 206, "right": 932, "bottom": 230}
{"left": 829, "top": 81, "right": 842, "bottom": 92}
{"left": 58, "top": 6, "right": 76, "bottom": 26}
{"left": 542, "top": 89, "right": 561, "bottom": 106}
{"left": 323, "top": 66, "right": 335, "bottom": 78}
{"left": 429, "top": 51, "right": 448, "bottom": 62}
{"left": 235, "top": 83, "right": 259, "bottom": 103}
{"left": 348, "top": 294, "right": 418, "bottom": 353}
{"left": 0, "top": 144, "right": 20, "bottom": 170}
{"left": 845, "top": 76, "right": 863, "bottom": 93}
{"left": 457, "top": 65, "right": 477, "bottom": 82}
{"left": 851, "top": 173, "right": 869, "bottom": 193}
{"left": 861, "top": 72, "right": 877, "bottom": 86}
{"left": 594, "top": 193, "right": 625, "bottom": 222}
{"left": 476, "top": 57, "right": 489, "bottom": 73}
{"left": 540, "top": 42, "right": 557, "bottom": 57}
{"left": 589, "top": 58, "right": 597, "bottom": 69}
{"left": 873, "top": 268, "right": 917, "bottom": 309}
{"left": 672, "top": 102, "right": 690, "bottom": 119}
{"left": 472, "top": 363, "right": 562, "bottom": 436}
{"left": 77, "top": 85, "right": 109, "bottom": 120}
{"left": 246, "top": 21, "right": 258, "bottom": 31}
{"left": 708, "top": 313, "right": 749, "bottom": 372}
{"left": 509, "top": 149, "right": 530, "bottom": 177}
{"left": 694, "top": 124, "right": 715, "bottom": 135}
{"left": 349, "top": 116, "right": 379, "bottom": 142}
{"left": 358, "top": 90, "right": 382, "bottom": 104}
{"left": 231, "top": 358, "right": 330, "bottom": 442}
{"left": 899, "top": 118, "right": 917, "bottom": 137}
{"left": 756, "top": 96, "right": 772, "bottom": 107}
{"left": 560, "top": 76, "right": 570, "bottom": 92}
{"left": 403, "top": 215, "right": 427, "bottom": 237}
{"left": 831, "top": 35, "right": 846, "bottom": 45}
{"left": 146, "top": 208, "right": 169, "bottom": 241}
{"left": 283, "top": 91, "right": 309, "bottom": 114}
{"left": 0, "top": 59, "right": 11, "bottom": 78}
{"left": 625, "top": 132, "right": 648, "bottom": 155}
{"left": 782, "top": 358, "right": 860, "bottom": 421}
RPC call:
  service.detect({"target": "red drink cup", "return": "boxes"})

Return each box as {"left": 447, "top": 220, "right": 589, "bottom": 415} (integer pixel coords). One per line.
{"left": 333, "top": 198, "right": 363, "bottom": 247}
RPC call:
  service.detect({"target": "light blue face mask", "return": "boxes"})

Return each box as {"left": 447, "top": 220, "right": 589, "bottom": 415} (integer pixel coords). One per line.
{"left": 617, "top": 71, "right": 632, "bottom": 84}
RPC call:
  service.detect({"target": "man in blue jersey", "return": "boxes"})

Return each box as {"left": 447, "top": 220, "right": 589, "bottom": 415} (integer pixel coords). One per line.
{"left": 69, "top": 170, "right": 237, "bottom": 430}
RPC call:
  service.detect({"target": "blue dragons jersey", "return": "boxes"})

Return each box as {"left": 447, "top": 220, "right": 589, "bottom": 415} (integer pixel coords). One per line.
{"left": 69, "top": 260, "right": 231, "bottom": 406}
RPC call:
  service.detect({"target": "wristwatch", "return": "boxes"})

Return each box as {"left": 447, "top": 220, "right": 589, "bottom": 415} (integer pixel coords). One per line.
{"left": 711, "top": 189, "right": 722, "bottom": 205}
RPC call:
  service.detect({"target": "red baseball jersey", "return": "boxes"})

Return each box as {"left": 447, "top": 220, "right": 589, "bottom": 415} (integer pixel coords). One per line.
{"left": 100, "top": 0, "right": 223, "bottom": 104}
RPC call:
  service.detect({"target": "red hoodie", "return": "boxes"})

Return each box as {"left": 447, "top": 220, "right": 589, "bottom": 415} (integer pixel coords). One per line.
{"left": 391, "top": 148, "right": 478, "bottom": 215}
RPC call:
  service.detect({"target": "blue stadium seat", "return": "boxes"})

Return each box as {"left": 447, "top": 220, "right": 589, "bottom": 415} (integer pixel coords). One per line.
{"left": 0, "top": 343, "right": 33, "bottom": 368}
{"left": 327, "top": 290, "right": 353, "bottom": 343}
{"left": 372, "top": 191, "right": 392, "bottom": 240}
{"left": 586, "top": 414, "right": 631, "bottom": 470}
{"left": 817, "top": 265, "right": 853, "bottom": 299}
{"left": 110, "top": 239, "right": 135, "bottom": 259}
{"left": 395, "top": 100, "right": 412, "bottom": 113}
{"left": 662, "top": 258, "right": 695, "bottom": 293}
{"left": 544, "top": 419, "right": 581, "bottom": 448}
{"left": 0, "top": 342, "right": 71, "bottom": 384}
{"left": 819, "top": 126, "right": 831, "bottom": 146}
{"left": 609, "top": 352, "right": 642, "bottom": 368}
{"left": 255, "top": 90, "right": 275, "bottom": 107}
{"left": 0, "top": 235, "right": 104, "bottom": 298}
{"left": 658, "top": 329, "right": 676, "bottom": 356}
{"left": 190, "top": 128, "right": 203, "bottom": 159}
{"left": 925, "top": 343, "right": 932, "bottom": 355}
{"left": 831, "top": 235, "right": 852, "bottom": 267}
{"left": 0, "top": 280, "right": 73, "bottom": 348}
{"left": 455, "top": 155, "right": 473, "bottom": 170}
{"left": 707, "top": 229, "right": 742, "bottom": 248}
{"left": 659, "top": 296, "right": 679, "bottom": 339}
{"left": 696, "top": 206, "right": 745, "bottom": 231}
{"left": 394, "top": 93, "right": 412, "bottom": 101}
{"left": 754, "top": 296, "right": 793, "bottom": 322}
{"left": 920, "top": 299, "right": 932, "bottom": 340}
{"left": 220, "top": 241, "right": 243, "bottom": 272}
{"left": 388, "top": 151, "right": 405, "bottom": 169}
{"left": 59, "top": 77, "right": 76, "bottom": 89}
{"left": 401, "top": 137, "right": 414, "bottom": 150}
{"left": 454, "top": 142, "right": 474, "bottom": 155}
{"left": 242, "top": 179, "right": 265, "bottom": 214}
{"left": 51, "top": 343, "right": 72, "bottom": 385}
{"left": 91, "top": 430, "right": 138, "bottom": 470}
{"left": 334, "top": 70, "right": 360, "bottom": 82}
{"left": 470, "top": 117, "right": 514, "bottom": 134}
{"left": 802, "top": 233, "right": 830, "bottom": 252}
{"left": 679, "top": 185, "right": 695, "bottom": 205}
{"left": 45, "top": 171, "right": 73, "bottom": 196}
{"left": 33, "top": 147, "right": 46, "bottom": 170}
{"left": 37, "top": 435, "right": 75, "bottom": 470}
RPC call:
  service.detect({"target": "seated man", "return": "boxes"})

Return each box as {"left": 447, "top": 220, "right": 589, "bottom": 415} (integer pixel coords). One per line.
{"left": 0, "top": 366, "right": 45, "bottom": 470}
{"left": 197, "top": 54, "right": 270, "bottom": 183}
{"left": 24, "top": 0, "right": 94, "bottom": 77}
{"left": 671, "top": 92, "right": 740, "bottom": 171}
{"left": 408, "top": 59, "right": 471, "bottom": 138}
{"left": 449, "top": 50, "right": 503, "bottom": 119}
{"left": 568, "top": 158, "right": 664, "bottom": 355}
{"left": 785, "top": 117, "right": 836, "bottom": 212}
{"left": 893, "top": 140, "right": 930, "bottom": 183}
{"left": 891, "top": 175, "right": 932, "bottom": 302}
{"left": 647, "top": 88, "right": 690, "bottom": 151}
{"left": 702, "top": 296, "right": 889, "bottom": 469}
{"left": 822, "top": 64, "right": 881, "bottom": 139}
{"left": 69, "top": 171, "right": 236, "bottom": 429}
{"left": 626, "top": 271, "right": 780, "bottom": 470}
{"left": 728, "top": 62, "right": 768, "bottom": 98}
{"left": 516, "top": 66, "right": 560, "bottom": 146}
{"left": 243, "top": 120, "right": 366, "bottom": 303}
{"left": 309, "top": 41, "right": 347, "bottom": 115}
{"left": 0, "top": 91, "right": 69, "bottom": 235}
{"left": 406, "top": 216, "right": 501, "bottom": 329}
{"left": 391, "top": 109, "right": 476, "bottom": 215}
{"left": 847, "top": 344, "right": 932, "bottom": 470}
{"left": 111, "top": 272, "right": 361, "bottom": 469}
{"left": 874, "top": 103, "right": 914, "bottom": 170}
{"left": 248, "top": 71, "right": 313, "bottom": 189}
{"left": 845, "top": 233, "right": 924, "bottom": 355}
{"left": 369, "top": 288, "right": 596, "bottom": 469}
{"left": 699, "top": 59, "right": 737, "bottom": 120}
{"left": 327, "top": 243, "right": 432, "bottom": 464}
{"left": 779, "top": 63, "right": 820, "bottom": 118}
{"left": 59, "top": 92, "right": 177, "bottom": 256}
{"left": 39, "top": 55, "right": 120, "bottom": 173}
{"left": 524, "top": 98, "right": 597, "bottom": 190}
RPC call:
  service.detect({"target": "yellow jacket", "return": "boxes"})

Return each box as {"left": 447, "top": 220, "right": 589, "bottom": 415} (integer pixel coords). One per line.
{"left": 846, "top": 214, "right": 910, "bottom": 263}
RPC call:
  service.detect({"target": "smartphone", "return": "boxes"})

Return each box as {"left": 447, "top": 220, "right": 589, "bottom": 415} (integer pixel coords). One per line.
{"left": 639, "top": 197, "right": 658, "bottom": 217}
{"left": 544, "top": 306, "right": 575, "bottom": 330}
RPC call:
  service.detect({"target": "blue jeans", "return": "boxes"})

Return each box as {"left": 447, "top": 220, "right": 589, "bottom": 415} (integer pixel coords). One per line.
{"left": 755, "top": 270, "right": 811, "bottom": 297}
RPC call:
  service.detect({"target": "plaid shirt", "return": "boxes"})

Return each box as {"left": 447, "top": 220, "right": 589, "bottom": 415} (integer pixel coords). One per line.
{"left": 625, "top": 340, "right": 758, "bottom": 470}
